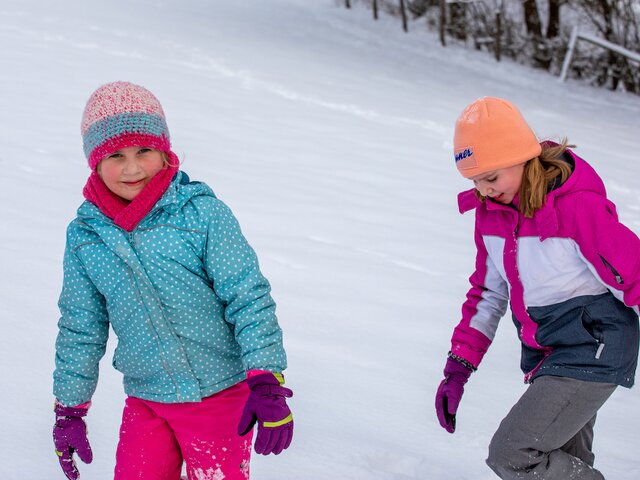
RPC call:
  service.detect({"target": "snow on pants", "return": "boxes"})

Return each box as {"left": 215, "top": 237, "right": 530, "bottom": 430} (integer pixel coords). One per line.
{"left": 114, "top": 381, "right": 253, "bottom": 480}
{"left": 486, "top": 376, "right": 616, "bottom": 480}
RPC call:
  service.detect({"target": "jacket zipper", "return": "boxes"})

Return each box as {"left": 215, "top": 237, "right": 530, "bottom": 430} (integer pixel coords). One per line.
{"left": 586, "top": 307, "right": 606, "bottom": 360}
{"left": 126, "top": 228, "right": 183, "bottom": 400}
{"left": 592, "top": 325, "right": 606, "bottom": 360}
{"left": 599, "top": 255, "right": 624, "bottom": 284}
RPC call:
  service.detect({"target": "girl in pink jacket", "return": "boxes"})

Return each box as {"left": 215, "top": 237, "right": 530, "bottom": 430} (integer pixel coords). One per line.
{"left": 435, "top": 97, "right": 640, "bottom": 480}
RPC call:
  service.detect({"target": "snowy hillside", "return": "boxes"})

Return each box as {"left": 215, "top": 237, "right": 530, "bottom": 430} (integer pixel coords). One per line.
{"left": 1, "top": 0, "right": 639, "bottom": 478}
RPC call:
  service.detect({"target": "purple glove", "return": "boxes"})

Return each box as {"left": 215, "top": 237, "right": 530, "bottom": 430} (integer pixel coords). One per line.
{"left": 237, "top": 373, "right": 293, "bottom": 455}
{"left": 435, "top": 355, "right": 474, "bottom": 433}
{"left": 53, "top": 403, "right": 93, "bottom": 479}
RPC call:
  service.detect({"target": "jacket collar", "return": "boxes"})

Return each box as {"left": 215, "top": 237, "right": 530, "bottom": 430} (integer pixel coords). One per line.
{"left": 77, "top": 171, "right": 215, "bottom": 227}
{"left": 457, "top": 150, "right": 602, "bottom": 239}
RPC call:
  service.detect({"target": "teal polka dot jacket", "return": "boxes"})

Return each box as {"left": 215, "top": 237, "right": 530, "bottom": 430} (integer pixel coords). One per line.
{"left": 53, "top": 171, "right": 287, "bottom": 405}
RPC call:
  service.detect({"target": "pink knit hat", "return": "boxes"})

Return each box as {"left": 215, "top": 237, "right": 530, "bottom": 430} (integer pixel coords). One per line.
{"left": 81, "top": 81, "right": 172, "bottom": 170}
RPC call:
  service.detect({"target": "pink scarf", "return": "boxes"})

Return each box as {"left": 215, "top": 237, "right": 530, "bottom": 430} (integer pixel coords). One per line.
{"left": 83, "top": 156, "right": 179, "bottom": 232}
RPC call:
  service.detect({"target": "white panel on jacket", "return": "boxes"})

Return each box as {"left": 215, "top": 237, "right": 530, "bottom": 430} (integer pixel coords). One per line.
{"left": 483, "top": 235, "right": 607, "bottom": 308}
{"left": 470, "top": 237, "right": 509, "bottom": 340}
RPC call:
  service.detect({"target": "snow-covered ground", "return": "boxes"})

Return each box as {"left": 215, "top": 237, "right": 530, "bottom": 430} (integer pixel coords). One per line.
{"left": 1, "top": 0, "right": 639, "bottom": 478}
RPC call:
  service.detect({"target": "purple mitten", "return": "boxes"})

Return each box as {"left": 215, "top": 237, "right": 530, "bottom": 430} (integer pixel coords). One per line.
{"left": 53, "top": 403, "right": 93, "bottom": 480}
{"left": 237, "top": 373, "right": 293, "bottom": 455}
{"left": 435, "top": 355, "right": 474, "bottom": 433}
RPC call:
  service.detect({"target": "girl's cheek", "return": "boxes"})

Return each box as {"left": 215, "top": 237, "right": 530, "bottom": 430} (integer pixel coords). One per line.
{"left": 99, "top": 162, "right": 120, "bottom": 179}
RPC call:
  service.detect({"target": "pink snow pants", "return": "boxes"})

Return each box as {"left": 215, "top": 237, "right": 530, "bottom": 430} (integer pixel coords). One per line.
{"left": 114, "top": 381, "right": 253, "bottom": 480}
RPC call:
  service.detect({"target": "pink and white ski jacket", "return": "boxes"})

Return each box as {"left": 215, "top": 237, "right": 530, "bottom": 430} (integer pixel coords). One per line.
{"left": 451, "top": 150, "right": 640, "bottom": 387}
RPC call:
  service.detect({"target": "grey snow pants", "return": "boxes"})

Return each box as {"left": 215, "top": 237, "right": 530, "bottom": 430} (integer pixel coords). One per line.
{"left": 486, "top": 375, "right": 617, "bottom": 480}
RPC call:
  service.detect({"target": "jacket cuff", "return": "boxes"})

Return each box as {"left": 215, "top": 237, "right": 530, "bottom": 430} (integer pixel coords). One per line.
{"left": 447, "top": 352, "right": 477, "bottom": 372}
{"left": 246, "top": 369, "right": 285, "bottom": 385}
{"left": 55, "top": 399, "right": 91, "bottom": 409}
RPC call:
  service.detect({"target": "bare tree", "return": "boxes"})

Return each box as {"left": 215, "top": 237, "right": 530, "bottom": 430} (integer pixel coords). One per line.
{"left": 439, "top": 0, "right": 446, "bottom": 46}
{"left": 546, "top": 0, "right": 565, "bottom": 39}
{"left": 523, "top": 0, "right": 543, "bottom": 37}
{"left": 400, "top": 0, "right": 409, "bottom": 32}
{"left": 569, "top": 0, "right": 640, "bottom": 91}
{"left": 407, "top": 0, "right": 432, "bottom": 17}
{"left": 523, "top": 0, "right": 557, "bottom": 69}
{"left": 440, "top": 1, "right": 468, "bottom": 41}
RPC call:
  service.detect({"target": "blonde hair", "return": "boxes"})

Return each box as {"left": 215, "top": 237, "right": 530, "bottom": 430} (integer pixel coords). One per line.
{"left": 162, "top": 151, "right": 182, "bottom": 169}
{"left": 475, "top": 138, "right": 574, "bottom": 217}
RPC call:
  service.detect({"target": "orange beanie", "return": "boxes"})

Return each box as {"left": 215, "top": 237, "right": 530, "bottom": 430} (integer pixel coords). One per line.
{"left": 454, "top": 97, "right": 542, "bottom": 178}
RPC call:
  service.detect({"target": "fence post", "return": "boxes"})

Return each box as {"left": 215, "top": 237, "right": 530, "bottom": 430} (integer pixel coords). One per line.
{"left": 373, "top": 0, "right": 378, "bottom": 20}
{"left": 400, "top": 0, "right": 408, "bottom": 32}
{"left": 345, "top": 0, "right": 351, "bottom": 8}
{"left": 495, "top": 2, "right": 502, "bottom": 62}
{"left": 559, "top": 26, "right": 579, "bottom": 82}
{"left": 439, "top": 0, "right": 446, "bottom": 46}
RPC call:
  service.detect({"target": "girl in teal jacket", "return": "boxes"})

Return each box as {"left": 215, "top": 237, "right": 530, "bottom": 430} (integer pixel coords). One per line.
{"left": 52, "top": 81, "right": 293, "bottom": 480}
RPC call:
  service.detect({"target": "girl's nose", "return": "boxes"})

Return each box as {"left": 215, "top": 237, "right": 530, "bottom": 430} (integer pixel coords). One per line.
{"left": 477, "top": 183, "right": 493, "bottom": 197}
{"left": 122, "top": 158, "right": 142, "bottom": 174}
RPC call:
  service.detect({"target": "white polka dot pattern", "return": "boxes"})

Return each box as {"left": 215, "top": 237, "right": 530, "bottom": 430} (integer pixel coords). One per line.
{"left": 53, "top": 172, "right": 287, "bottom": 405}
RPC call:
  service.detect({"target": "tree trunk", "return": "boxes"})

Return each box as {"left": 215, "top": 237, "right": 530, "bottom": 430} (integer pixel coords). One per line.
{"left": 599, "top": 1, "right": 618, "bottom": 89}
{"left": 373, "top": 0, "right": 378, "bottom": 20}
{"left": 345, "top": 0, "right": 351, "bottom": 8}
{"left": 400, "top": 0, "right": 408, "bottom": 32}
{"left": 439, "top": 0, "right": 446, "bottom": 46}
{"left": 449, "top": 2, "right": 467, "bottom": 41}
{"left": 601, "top": 0, "right": 615, "bottom": 41}
{"left": 523, "top": 0, "right": 552, "bottom": 69}
{"left": 523, "top": 0, "right": 543, "bottom": 37}
{"left": 408, "top": 0, "right": 430, "bottom": 17}
{"left": 547, "top": 0, "right": 562, "bottom": 38}
{"left": 496, "top": 9, "right": 502, "bottom": 61}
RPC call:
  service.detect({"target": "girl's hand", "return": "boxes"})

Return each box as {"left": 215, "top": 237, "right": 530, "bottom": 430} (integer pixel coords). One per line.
{"left": 53, "top": 403, "right": 93, "bottom": 479}
{"left": 435, "top": 356, "right": 473, "bottom": 433}
{"left": 237, "top": 373, "right": 293, "bottom": 455}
